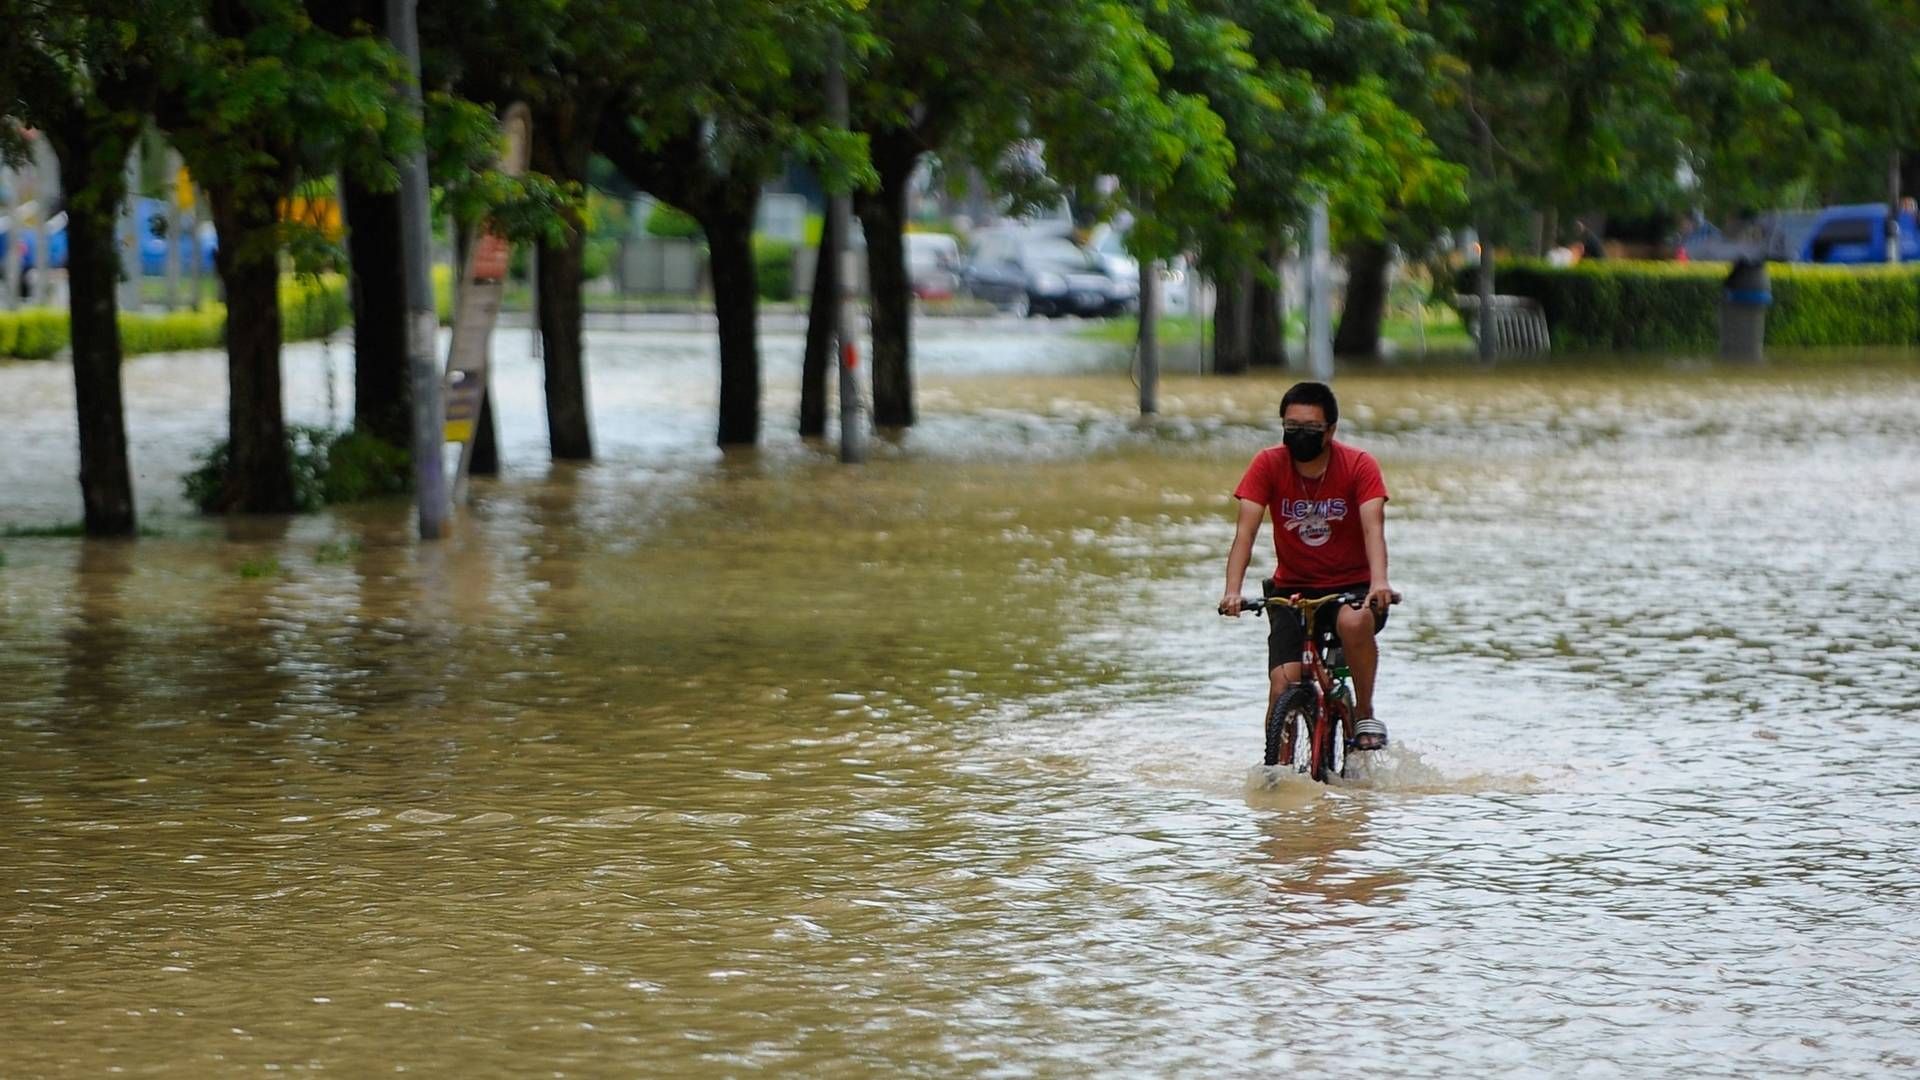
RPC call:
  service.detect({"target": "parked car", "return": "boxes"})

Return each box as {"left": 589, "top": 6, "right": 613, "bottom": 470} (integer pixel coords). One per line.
{"left": 1088, "top": 223, "right": 1191, "bottom": 314}
{"left": 1676, "top": 204, "right": 1920, "bottom": 264}
{"left": 963, "top": 230, "right": 1136, "bottom": 318}
{"left": 904, "top": 231, "right": 961, "bottom": 300}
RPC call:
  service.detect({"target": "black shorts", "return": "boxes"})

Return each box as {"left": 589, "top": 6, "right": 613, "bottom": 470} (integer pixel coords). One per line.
{"left": 1264, "top": 580, "right": 1388, "bottom": 672}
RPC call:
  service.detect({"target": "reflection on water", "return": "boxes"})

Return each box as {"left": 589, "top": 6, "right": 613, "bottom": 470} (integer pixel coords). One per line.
{"left": 3, "top": 333, "right": 1919, "bottom": 1075}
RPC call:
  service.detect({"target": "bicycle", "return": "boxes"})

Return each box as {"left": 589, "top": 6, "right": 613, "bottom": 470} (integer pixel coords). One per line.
{"left": 1226, "top": 590, "right": 1401, "bottom": 783}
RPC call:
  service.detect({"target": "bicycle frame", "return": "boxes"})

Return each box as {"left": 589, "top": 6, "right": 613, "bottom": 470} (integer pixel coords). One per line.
{"left": 1286, "top": 596, "right": 1352, "bottom": 779}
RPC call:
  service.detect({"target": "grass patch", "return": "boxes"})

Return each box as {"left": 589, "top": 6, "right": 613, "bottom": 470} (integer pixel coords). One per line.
{"left": 1078, "top": 305, "right": 1471, "bottom": 354}
{"left": 0, "top": 521, "right": 167, "bottom": 538}
{"left": 236, "top": 556, "right": 283, "bottom": 579}
{"left": 1, "top": 521, "right": 87, "bottom": 538}
{"left": 314, "top": 538, "right": 364, "bottom": 564}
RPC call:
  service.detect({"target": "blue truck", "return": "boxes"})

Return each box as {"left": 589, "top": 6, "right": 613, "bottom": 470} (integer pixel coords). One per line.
{"left": 1678, "top": 203, "right": 1920, "bottom": 264}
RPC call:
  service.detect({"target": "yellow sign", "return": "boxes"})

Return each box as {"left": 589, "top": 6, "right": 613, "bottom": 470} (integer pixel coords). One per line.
{"left": 175, "top": 167, "right": 194, "bottom": 210}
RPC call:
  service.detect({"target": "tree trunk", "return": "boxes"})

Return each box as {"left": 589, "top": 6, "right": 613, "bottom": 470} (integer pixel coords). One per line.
{"left": 1250, "top": 247, "right": 1285, "bottom": 368}
{"left": 1212, "top": 263, "right": 1251, "bottom": 375}
{"left": 857, "top": 143, "right": 919, "bottom": 428}
{"left": 1334, "top": 239, "right": 1391, "bottom": 358}
{"left": 799, "top": 224, "right": 838, "bottom": 438}
{"left": 209, "top": 185, "right": 295, "bottom": 512}
{"left": 341, "top": 176, "right": 410, "bottom": 448}
{"left": 702, "top": 203, "right": 761, "bottom": 446}
{"left": 471, "top": 385, "right": 499, "bottom": 475}
{"left": 530, "top": 98, "right": 602, "bottom": 461}
{"left": 57, "top": 134, "right": 137, "bottom": 536}
{"left": 536, "top": 224, "right": 593, "bottom": 460}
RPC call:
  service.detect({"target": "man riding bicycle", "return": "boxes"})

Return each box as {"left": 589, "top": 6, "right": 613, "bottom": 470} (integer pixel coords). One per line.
{"left": 1218, "top": 381, "right": 1396, "bottom": 751}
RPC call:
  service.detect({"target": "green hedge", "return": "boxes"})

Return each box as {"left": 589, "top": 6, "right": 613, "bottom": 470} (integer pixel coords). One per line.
{"left": 0, "top": 310, "right": 71, "bottom": 359}
{"left": 1471, "top": 259, "right": 1920, "bottom": 351}
{"left": 755, "top": 239, "right": 796, "bottom": 301}
{"left": 0, "top": 275, "right": 351, "bottom": 360}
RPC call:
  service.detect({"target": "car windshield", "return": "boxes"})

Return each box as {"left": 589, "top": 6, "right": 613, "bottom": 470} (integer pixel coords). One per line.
{"left": 1025, "top": 239, "right": 1098, "bottom": 270}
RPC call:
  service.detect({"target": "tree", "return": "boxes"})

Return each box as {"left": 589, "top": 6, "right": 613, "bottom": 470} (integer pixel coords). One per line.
{"left": 424, "top": 0, "right": 653, "bottom": 461}
{"left": 1706, "top": 2, "right": 1920, "bottom": 212}
{"left": 595, "top": 1, "right": 853, "bottom": 446}
{"left": 310, "top": 0, "right": 410, "bottom": 451}
{"left": 1422, "top": 1, "right": 1733, "bottom": 356}
{"left": 156, "top": 0, "right": 413, "bottom": 511}
{"left": 0, "top": 2, "right": 179, "bottom": 535}
{"left": 845, "top": 0, "right": 1236, "bottom": 418}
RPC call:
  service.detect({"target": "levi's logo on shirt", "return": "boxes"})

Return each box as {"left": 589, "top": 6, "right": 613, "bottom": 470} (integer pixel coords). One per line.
{"left": 1277, "top": 498, "right": 1348, "bottom": 547}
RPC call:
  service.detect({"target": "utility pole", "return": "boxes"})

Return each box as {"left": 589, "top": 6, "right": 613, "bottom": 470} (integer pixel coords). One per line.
{"left": 1307, "top": 196, "right": 1333, "bottom": 380}
{"left": 1137, "top": 259, "right": 1159, "bottom": 416}
{"left": 1889, "top": 149, "right": 1903, "bottom": 265}
{"left": 119, "top": 142, "right": 141, "bottom": 314}
{"left": 388, "top": 0, "right": 447, "bottom": 538}
{"left": 164, "top": 151, "right": 184, "bottom": 311}
{"left": 2, "top": 166, "right": 20, "bottom": 309}
{"left": 32, "top": 136, "right": 55, "bottom": 305}
{"left": 826, "top": 31, "right": 867, "bottom": 463}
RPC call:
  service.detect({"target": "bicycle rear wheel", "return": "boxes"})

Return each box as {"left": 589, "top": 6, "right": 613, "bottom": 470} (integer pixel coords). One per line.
{"left": 1264, "top": 685, "right": 1319, "bottom": 771}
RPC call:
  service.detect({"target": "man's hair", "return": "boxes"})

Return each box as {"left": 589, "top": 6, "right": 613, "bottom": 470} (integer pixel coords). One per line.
{"left": 1279, "top": 381, "right": 1338, "bottom": 426}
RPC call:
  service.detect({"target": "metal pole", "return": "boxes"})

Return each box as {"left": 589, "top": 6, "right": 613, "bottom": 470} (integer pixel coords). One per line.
{"left": 32, "top": 137, "right": 55, "bottom": 305}
{"left": 1889, "top": 149, "right": 1902, "bottom": 265}
{"left": 827, "top": 31, "right": 866, "bottom": 463}
{"left": 2, "top": 167, "right": 20, "bottom": 309}
{"left": 164, "top": 153, "right": 182, "bottom": 311}
{"left": 1307, "top": 197, "right": 1333, "bottom": 380}
{"left": 119, "top": 142, "right": 142, "bottom": 313}
{"left": 1137, "top": 259, "right": 1158, "bottom": 415}
{"left": 188, "top": 189, "right": 205, "bottom": 310}
{"left": 388, "top": 0, "right": 447, "bottom": 538}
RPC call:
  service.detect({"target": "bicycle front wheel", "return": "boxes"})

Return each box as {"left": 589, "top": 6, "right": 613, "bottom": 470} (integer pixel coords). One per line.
{"left": 1264, "top": 685, "right": 1319, "bottom": 771}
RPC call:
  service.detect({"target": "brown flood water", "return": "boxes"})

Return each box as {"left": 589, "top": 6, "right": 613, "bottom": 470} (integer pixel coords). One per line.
{"left": 3, "top": 325, "right": 1919, "bottom": 1076}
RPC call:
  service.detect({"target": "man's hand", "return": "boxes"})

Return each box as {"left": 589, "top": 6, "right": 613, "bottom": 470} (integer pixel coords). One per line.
{"left": 1366, "top": 582, "right": 1398, "bottom": 614}
{"left": 1218, "top": 593, "right": 1244, "bottom": 617}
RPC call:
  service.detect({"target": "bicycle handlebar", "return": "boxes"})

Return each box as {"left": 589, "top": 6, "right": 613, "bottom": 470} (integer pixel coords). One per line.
{"left": 1221, "top": 590, "right": 1402, "bottom": 616}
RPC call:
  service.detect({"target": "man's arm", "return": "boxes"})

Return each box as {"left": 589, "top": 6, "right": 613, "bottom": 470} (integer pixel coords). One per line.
{"left": 1219, "top": 498, "right": 1267, "bottom": 615}
{"left": 1359, "top": 496, "right": 1393, "bottom": 612}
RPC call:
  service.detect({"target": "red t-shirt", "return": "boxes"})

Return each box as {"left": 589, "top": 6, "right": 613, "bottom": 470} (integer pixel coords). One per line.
{"left": 1233, "top": 441, "right": 1389, "bottom": 588}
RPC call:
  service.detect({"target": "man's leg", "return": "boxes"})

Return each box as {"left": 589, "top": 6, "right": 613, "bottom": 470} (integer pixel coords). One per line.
{"left": 1335, "top": 605, "right": 1380, "bottom": 741}
{"left": 1267, "top": 662, "right": 1304, "bottom": 721}
{"left": 1267, "top": 661, "right": 1304, "bottom": 757}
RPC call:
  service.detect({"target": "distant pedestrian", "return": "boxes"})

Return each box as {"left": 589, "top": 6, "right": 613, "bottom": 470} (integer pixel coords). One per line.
{"left": 1575, "top": 219, "right": 1605, "bottom": 260}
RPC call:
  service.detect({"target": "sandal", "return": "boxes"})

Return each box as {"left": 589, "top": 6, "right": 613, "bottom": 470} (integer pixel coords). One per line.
{"left": 1348, "top": 716, "right": 1389, "bottom": 752}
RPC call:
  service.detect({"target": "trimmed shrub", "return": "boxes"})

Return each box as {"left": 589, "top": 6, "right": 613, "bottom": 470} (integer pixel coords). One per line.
{"left": 280, "top": 274, "right": 350, "bottom": 340}
{"left": 119, "top": 309, "right": 225, "bottom": 354}
{"left": 754, "top": 238, "right": 796, "bottom": 301}
{"left": 1466, "top": 259, "right": 1920, "bottom": 352}
{"left": 1, "top": 275, "right": 349, "bottom": 360}
{"left": 1, "top": 310, "right": 71, "bottom": 359}
{"left": 646, "top": 202, "right": 702, "bottom": 240}
{"left": 432, "top": 263, "right": 454, "bottom": 323}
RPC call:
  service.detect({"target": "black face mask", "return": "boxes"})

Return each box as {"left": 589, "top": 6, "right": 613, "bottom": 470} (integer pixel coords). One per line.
{"left": 1283, "top": 429, "right": 1326, "bottom": 460}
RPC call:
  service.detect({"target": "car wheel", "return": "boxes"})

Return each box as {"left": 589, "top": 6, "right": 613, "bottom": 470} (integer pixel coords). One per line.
{"left": 1012, "top": 292, "right": 1032, "bottom": 319}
